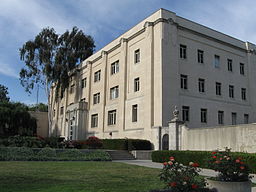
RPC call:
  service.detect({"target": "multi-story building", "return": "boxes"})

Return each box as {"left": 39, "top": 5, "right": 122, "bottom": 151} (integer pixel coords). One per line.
{"left": 50, "top": 8, "right": 256, "bottom": 149}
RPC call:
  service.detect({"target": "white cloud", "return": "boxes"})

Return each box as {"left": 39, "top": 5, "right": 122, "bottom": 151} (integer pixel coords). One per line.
{"left": 0, "top": 62, "right": 19, "bottom": 78}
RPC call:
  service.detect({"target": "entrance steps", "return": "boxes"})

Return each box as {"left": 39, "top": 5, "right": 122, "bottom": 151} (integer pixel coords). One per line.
{"left": 106, "top": 150, "right": 135, "bottom": 160}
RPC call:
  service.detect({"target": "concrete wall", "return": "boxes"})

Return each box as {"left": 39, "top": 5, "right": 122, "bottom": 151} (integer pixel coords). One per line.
{"left": 181, "top": 123, "right": 256, "bottom": 153}
{"left": 30, "top": 111, "right": 49, "bottom": 138}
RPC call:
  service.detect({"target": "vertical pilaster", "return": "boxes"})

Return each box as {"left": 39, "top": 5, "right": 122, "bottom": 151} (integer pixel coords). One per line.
{"left": 101, "top": 51, "right": 108, "bottom": 134}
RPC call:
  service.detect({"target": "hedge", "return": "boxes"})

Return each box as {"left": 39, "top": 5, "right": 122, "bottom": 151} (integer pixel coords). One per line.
{"left": 102, "top": 139, "right": 152, "bottom": 151}
{"left": 0, "top": 147, "right": 111, "bottom": 161}
{"left": 152, "top": 150, "right": 256, "bottom": 173}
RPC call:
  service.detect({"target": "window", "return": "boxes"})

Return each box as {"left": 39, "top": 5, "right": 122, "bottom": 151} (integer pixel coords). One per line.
{"left": 110, "top": 86, "right": 119, "bottom": 99}
{"left": 198, "top": 78, "right": 205, "bottom": 93}
{"left": 60, "top": 106, "right": 64, "bottom": 115}
{"left": 240, "top": 63, "right": 245, "bottom": 75}
{"left": 197, "top": 50, "right": 204, "bottom": 63}
{"left": 91, "top": 114, "right": 98, "bottom": 128}
{"left": 81, "top": 78, "right": 86, "bottom": 89}
{"left": 134, "top": 49, "right": 140, "bottom": 63}
{"left": 180, "top": 74, "right": 188, "bottom": 90}
{"left": 229, "top": 85, "right": 234, "bottom": 98}
{"left": 53, "top": 109, "right": 56, "bottom": 117}
{"left": 180, "top": 44, "right": 187, "bottom": 59}
{"left": 218, "top": 111, "right": 224, "bottom": 125}
{"left": 132, "top": 104, "right": 138, "bottom": 122}
{"left": 70, "top": 84, "right": 75, "bottom": 94}
{"left": 111, "top": 60, "right": 119, "bottom": 75}
{"left": 227, "top": 59, "right": 233, "bottom": 72}
{"left": 94, "top": 70, "right": 101, "bottom": 82}
{"left": 241, "top": 88, "right": 246, "bottom": 100}
{"left": 244, "top": 114, "right": 249, "bottom": 124}
{"left": 93, "top": 92, "right": 100, "bottom": 104}
{"left": 182, "top": 106, "right": 189, "bottom": 121}
{"left": 216, "top": 82, "right": 221, "bottom": 96}
{"left": 108, "top": 110, "right": 117, "bottom": 125}
{"left": 60, "top": 88, "right": 64, "bottom": 99}
{"left": 231, "top": 112, "right": 237, "bottom": 125}
{"left": 201, "top": 108, "right": 207, "bottom": 123}
{"left": 134, "top": 78, "right": 140, "bottom": 92}
{"left": 214, "top": 55, "right": 220, "bottom": 68}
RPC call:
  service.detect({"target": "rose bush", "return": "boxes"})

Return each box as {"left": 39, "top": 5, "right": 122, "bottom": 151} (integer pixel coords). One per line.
{"left": 159, "top": 156, "right": 209, "bottom": 192}
{"left": 208, "top": 148, "right": 252, "bottom": 182}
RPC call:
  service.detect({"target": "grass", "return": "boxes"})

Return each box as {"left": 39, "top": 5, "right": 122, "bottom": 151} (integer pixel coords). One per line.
{"left": 0, "top": 161, "right": 164, "bottom": 192}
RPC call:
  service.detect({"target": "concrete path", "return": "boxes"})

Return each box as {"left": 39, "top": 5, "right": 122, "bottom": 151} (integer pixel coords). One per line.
{"left": 114, "top": 160, "right": 256, "bottom": 192}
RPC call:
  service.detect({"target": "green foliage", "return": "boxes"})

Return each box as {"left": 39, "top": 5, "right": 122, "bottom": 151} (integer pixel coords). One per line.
{"left": 160, "top": 157, "right": 208, "bottom": 192}
{"left": 102, "top": 139, "right": 152, "bottom": 150}
{"left": 19, "top": 27, "right": 95, "bottom": 96}
{"left": 0, "top": 102, "right": 37, "bottom": 137}
{"left": 0, "top": 147, "right": 111, "bottom": 161}
{"left": 0, "top": 84, "right": 9, "bottom": 103}
{"left": 152, "top": 150, "right": 256, "bottom": 173}
{"left": 28, "top": 103, "right": 48, "bottom": 112}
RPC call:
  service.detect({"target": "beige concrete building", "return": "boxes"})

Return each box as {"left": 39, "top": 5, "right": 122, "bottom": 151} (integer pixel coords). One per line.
{"left": 50, "top": 8, "right": 256, "bottom": 149}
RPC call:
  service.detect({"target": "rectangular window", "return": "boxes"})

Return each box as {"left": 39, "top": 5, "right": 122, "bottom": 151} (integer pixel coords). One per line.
{"left": 231, "top": 112, "right": 237, "bottom": 125}
{"left": 182, "top": 106, "right": 189, "bottom": 122}
{"left": 93, "top": 92, "right": 100, "bottom": 104}
{"left": 216, "top": 82, "right": 221, "bottom": 96}
{"left": 244, "top": 114, "right": 249, "bottom": 124}
{"left": 110, "top": 86, "right": 119, "bottom": 99}
{"left": 229, "top": 85, "right": 234, "bottom": 98}
{"left": 198, "top": 78, "right": 205, "bottom": 93}
{"left": 197, "top": 50, "right": 204, "bottom": 63}
{"left": 241, "top": 88, "right": 246, "bottom": 100}
{"left": 108, "top": 110, "right": 117, "bottom": 125}
{"left": 91, "top": 114, "right": 98, "bottom": 128}
{"left": 60, "top": 106, "right": 64, "bottom": 115}
{"left": 180, "top": 74, "right": 188, "bottom": 90}
{"left": 81, "top": 78, "right": 86, "bottom": 89}
{"left": 134, "top": 49, "right": 140, "bottom": 63}
{"left": 94, "top": 70, "right": 101, "bottom": 82}
{"left": 70, "top": 84, "right": 75, "bottom": 94}
{"left": 227, "top": 59, "right": 233, "bottom": 72}
{"left": 180, "top": 44, "right": 187, "bottom": 59}
{"left": 132, "top": 104, "right": 138, "bottom": 122}
{"left": 60, "top": 88, "right": 64, "bottom": 99}
{"left": 218, "top": 111, "right": 224, "bottom": 125}
{"left": 201, "top": 108, "right": 207, "bottom": 123}
{"left": 53, "top": 109, "right": 56, "bottom": 117}
{"left": 111, "top": 60, "right": 119, "bottom": 75}
{"left": 134, "top": 78, "right": 140, "bottom": 92}
{"left": 240, "top": 63, "right": 245, "bottom": 75}
{"left": 214, "top": 55, "right": 220, "bottom": 68}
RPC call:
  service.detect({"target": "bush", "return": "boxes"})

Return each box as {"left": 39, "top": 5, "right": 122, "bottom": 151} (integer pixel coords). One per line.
{"left": 0, "top": 147, "right": 34, "bottom": 161}
{"left": 102, "top": 139, "right": 152, "bottom": 151}
{"left": 37, "top": 147, "right": 57, "bottom": 157}
{"left": 85, "top": 136, "right": 103, "bottom": 149}
{"left": 152, "top": 150, "right": 256, "bottom": 173}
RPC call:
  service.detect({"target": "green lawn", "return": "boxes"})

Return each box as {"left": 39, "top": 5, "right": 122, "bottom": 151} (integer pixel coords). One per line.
{"left": 0, "top": 161, "right": 164, "bottom": 192}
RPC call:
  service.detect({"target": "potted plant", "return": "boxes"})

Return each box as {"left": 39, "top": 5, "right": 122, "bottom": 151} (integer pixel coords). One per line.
{"left": 157, "top": 156, "right": 210, "bottom": 192}
{"left": 207, "top": 148, "right": 252, "bottom": 192}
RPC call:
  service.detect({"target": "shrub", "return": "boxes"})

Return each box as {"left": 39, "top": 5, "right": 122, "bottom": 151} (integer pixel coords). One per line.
{"left": 152, "top": 150, "right": 256, "bottom": 173}
{"left": 160, "top": 156, "right": 208, "bottom": 192}
{"left": 1, "top": 147, "right": 34, "bottom": 161}
{"left": 83, "top": 150, "right": 112, "bottom": 161}
{"left": 102, "top": 139, "right": 152, "bottom": 150}
{"left": 85, "top": 136, "right": 103, "bottom": 149}
{"left": 37, "top": 148, "right": 57, "bottom": 157}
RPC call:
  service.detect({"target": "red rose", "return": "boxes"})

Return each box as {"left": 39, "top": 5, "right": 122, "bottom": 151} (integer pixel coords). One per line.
{"left": 192, "top": 162, "right": 199, "bottom": 167}
{"left": 219, "top": 158, "right": 223, "bottom": 160}
{"left": 170, "top": 156, "right": 175, "bottom": 161}
{"left": 240, "top": 166, "right": 245, "bottom": 170}
{"left": 212, "top": 156, "right": 217, "bottom": 159}
{"left": 169, "top": 182, "right": 177, "bottom": 187}
{"left": 215, "top": 160, "right": 220, "bottom": 164}
{"left": 191, "top": 184, "right": 198, "bottom": 189}
{"left": 163, "top": 162, "right": 167, "bottom": 166}
{"left": 212, "top": 152, "right": 217, "bottom": 154}
{"left": 236, "top": 159, "right": 240, "bottom": 163}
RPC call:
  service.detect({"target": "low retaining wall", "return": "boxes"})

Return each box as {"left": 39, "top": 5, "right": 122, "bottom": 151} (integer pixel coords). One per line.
{"left": 131, "top": 150, "right": 152, "bottom": 160}
{"left": 181, "top": 123, "right": 256, "bottom": 153}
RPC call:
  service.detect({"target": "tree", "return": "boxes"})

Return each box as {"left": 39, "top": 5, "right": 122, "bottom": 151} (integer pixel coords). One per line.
{"left": 0, "top": 84, "right": 10, "bottom": 103}
{"left": 28, "top": 103, "right": 48, "bottom": 112}
{"left": 19, "top": 27, "right": 95, "bottom": 134}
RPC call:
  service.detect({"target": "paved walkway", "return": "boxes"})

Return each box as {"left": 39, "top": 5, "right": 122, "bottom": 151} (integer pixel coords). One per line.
{"left": 114, "top": 160, "right": 256, "bottom": 191}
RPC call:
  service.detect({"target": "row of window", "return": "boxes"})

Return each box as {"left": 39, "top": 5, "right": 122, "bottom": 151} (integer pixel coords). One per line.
{"left": 182, "top": 106, "right": 249, "bottom": 125}
{"left": 180, "top": 44, "right": 245, "bottom": 75}
{"left": 93, "top": 78, "right": 140, "bottom": 104}
{"left": 91, "top": 104, "right": 138, "bottom": 128}
{"left": 180, "top": 74, "right": 247, "bottom": 100}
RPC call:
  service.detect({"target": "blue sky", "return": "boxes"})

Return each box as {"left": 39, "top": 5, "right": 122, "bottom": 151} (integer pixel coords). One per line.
{"left": 0, "top": 0, "right": 256, "bottom": 104}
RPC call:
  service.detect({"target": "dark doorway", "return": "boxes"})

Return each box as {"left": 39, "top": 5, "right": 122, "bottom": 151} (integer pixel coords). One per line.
{"left": 162, "top": 134, "right": 169, "bottom": 150}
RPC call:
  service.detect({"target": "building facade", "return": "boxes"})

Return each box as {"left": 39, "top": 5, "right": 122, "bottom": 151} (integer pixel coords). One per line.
{"left": 50, "top": 9, "right": 256, "bottom": 149}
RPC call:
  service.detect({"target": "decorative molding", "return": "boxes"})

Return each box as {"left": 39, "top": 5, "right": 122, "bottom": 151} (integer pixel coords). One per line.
{"left": 143, "top": 21, "right": 154, "bottom": 28}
